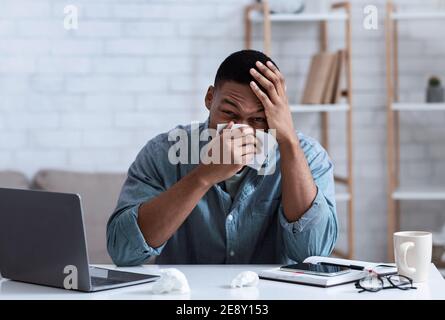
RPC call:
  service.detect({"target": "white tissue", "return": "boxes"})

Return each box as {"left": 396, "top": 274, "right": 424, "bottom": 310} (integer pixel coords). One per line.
{"left": 151, "top": 268, "right": 190, "bottom": 294}
{"left": 230, "top": 271, "right": 259, "bottom": 288}
{"left": 216, "top": 123, "right": 277, "bottom": 171}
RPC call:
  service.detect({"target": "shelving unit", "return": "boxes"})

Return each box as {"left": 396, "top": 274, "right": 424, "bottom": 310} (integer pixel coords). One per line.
{"left": 386, "top": 0, "right": 445, "bottom": 261}
{"left": 392, "top": 102, "right": 445, "bottom": 111}
{"left": 289, "top": 103, "right": 349, "bottom": 113}
{"left": 244, "top": 1, "right": 354, "bottom": 259}
{"left": 248, "top": 11, "right": 348, "bottom": 22}
{"left": 391, "top": 11, "right": 445, "bottom": 20}
{"left": 392, "top": 187, "right": 445, "bottom": 201}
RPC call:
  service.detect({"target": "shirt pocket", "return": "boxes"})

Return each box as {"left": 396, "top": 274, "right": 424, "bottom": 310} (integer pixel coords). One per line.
{"left": 251, "top": 198, "right": 281, "bottom": 217}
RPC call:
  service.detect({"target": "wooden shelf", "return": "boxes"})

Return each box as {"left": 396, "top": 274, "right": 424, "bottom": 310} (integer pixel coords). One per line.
{"left": 336, "top": 192, "right": 351, "bottom": 202}
{"left": 249, "top": 11, "right": 348, "bottom": 22}
{"left": 392, "top": 187, "right": 445, "bottom": 201}
{"left": 386, "top": 1, "right": 445, "bottom": 260}
{"left": 290, "top": 103, "right": 349, "bottom": 113}
{"left": 391, "top": 12, "right": 445, "bottom": 20}
{"left": 335, "top": 180, "right": 351, "bottom": 202}
{"left": 392, "top": 102, "right": 445, "bottom": 111}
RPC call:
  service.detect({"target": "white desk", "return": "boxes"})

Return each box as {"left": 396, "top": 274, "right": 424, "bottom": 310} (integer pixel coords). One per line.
{"left": 1, "top": 264, "right": 444, "bottom": 300}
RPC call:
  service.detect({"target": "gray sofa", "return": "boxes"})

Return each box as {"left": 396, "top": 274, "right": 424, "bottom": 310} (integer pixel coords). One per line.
{"left": 0, "top": 170, "right": 127, "bottom": 264}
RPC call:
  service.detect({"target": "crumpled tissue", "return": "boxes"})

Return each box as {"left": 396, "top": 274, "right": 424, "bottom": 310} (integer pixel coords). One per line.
{"left": 151, "top": 268, "right": 190, "bottom": 294}
{"left": 230, "top": 271, "right": 259, "bottom": 288}
{"left": 216, "top": 123, "right": 278, "bottom": 171}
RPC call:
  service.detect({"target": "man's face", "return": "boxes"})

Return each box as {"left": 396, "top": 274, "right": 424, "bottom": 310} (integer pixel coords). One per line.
{"left": 205, "top": 81, "right": 268, "bottom": 131}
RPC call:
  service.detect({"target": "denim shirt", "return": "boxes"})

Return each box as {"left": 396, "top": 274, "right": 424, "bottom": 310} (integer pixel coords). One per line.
{"left": 106, "top": 120, "right": 338, "bottom": 266}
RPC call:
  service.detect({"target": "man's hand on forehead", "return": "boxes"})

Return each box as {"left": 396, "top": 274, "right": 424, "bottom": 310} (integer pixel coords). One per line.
{"left": 248, "top": 60, "right": 295, "bottom": 144}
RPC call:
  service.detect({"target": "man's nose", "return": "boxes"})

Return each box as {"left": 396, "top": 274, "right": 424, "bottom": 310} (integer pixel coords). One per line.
{"left": 237, "top": 119, "right": 249, "bottom": 126}
{"left": 237, "top": 120, "right": 256, "bottom": 134}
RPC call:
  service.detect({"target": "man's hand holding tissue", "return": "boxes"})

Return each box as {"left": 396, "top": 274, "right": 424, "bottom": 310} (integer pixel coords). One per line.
{"left": 249, "top": 60, "right": 318, "bottom": 223}
{"left": 196, "top": 121, "right": 261, "bottom": 185}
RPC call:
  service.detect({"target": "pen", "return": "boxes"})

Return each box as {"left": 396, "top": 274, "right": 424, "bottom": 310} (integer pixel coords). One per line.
{"left": 319, "top": 262, "right": 365, "bottom": 270}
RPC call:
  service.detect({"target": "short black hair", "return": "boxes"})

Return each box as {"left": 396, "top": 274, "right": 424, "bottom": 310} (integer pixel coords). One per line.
{"left": 214, "top": 50, "right": 279, "bottom": 89}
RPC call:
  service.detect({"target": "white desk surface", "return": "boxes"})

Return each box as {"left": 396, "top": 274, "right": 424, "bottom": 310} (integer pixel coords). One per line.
{"left": 1, "top": 264, "right": 444, "bottom": 300}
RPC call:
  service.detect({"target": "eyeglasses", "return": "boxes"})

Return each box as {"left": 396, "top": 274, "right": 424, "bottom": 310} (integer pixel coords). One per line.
{"left": 355, "top": 271, "right": 417, "bottom": 293}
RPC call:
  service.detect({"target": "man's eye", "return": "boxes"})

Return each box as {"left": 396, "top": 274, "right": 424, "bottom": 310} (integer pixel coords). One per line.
{"left": 254, "top": 117, "right": 266, "bottom": 123}
{"left": 223, "top": 111, "right": 236, "bottom": 116}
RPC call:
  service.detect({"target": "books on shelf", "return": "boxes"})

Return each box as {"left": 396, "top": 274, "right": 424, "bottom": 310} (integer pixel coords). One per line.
{"left": 331, "top": 50, "right": 346, "bottom": 104}
{"left": 301, "top": 50, "right": 345, "bottom": 105}
{"left": 258, "top": 256, "right": 397, "bottom": 288}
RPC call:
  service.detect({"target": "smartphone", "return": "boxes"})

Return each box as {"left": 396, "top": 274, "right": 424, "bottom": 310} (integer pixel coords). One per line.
{"left": 279, "top": 263, "right": 351, "bottom": 277}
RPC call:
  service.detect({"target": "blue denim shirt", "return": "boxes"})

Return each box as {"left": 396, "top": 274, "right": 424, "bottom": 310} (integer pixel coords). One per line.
{"left": 107, "top": 120, "right": 338, "bottom": 266}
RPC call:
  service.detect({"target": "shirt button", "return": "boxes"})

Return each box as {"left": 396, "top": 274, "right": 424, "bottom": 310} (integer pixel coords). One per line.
{"left": 229, "top": 250, "right": 235, "bottom": 257}
{"left": 227, "top": 214, "right": 233, "bottom": 221}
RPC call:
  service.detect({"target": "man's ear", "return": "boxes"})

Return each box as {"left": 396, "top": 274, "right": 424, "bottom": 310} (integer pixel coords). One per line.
{"left": 204, "top": 85, "right": 215, "bottom": 111}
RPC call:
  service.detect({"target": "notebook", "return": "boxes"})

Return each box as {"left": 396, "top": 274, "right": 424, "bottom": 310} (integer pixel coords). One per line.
{"left": 259, "top": 256, "right": 398, "bottom": 288}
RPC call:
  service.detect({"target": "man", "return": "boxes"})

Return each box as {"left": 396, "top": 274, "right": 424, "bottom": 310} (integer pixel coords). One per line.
{"left": 107, "top": 50, "right": 338, "bottom": 266}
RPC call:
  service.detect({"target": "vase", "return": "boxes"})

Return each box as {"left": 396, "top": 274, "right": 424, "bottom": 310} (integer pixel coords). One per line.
{"left": 426, "top": 86, "right": 444, "bottom": 103}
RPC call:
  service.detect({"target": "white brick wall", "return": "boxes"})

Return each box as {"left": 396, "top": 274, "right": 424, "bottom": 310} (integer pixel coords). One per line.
{"left": 0, "top": 0, "right": 444, "bottom": 261}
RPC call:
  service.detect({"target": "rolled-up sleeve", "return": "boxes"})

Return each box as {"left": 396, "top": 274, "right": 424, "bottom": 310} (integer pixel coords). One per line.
{"left": 107, "top": 138, "right": 168, "bottom": 266}
{"left": 279, "top": 135, "right": 338, "bottom": 262}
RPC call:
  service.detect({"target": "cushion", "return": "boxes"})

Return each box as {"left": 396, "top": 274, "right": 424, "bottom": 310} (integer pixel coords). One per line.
{"left": 32, "top": 169, "right": 127, "bottom": 264}
{"left": 0, "top": 171, "right": 29, "bottom": 189}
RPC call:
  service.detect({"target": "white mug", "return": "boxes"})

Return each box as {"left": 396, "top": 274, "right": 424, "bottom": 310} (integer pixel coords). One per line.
{"left": 393, "top": 231, "right": 432, "bottom": 283}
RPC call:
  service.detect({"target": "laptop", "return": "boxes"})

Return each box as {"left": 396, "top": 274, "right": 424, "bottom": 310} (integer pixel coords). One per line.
{"left": 0, "top": 188, "right": 160, "bottom": 292}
